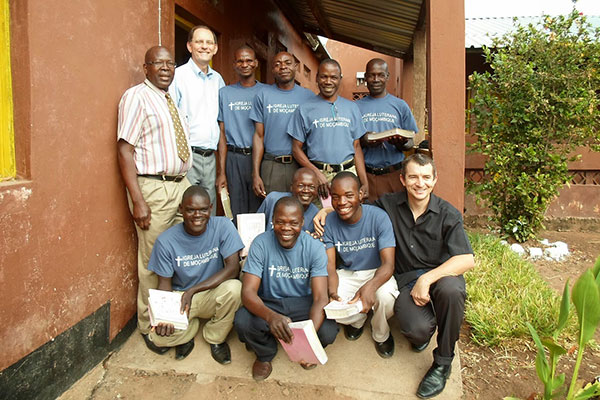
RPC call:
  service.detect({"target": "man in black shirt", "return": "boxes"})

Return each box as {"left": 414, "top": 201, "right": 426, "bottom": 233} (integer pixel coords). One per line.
{"left": 374, "top": 153, "right": 474, "bottom": 399}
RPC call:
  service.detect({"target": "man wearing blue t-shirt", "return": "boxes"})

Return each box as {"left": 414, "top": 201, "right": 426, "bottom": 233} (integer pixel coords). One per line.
{"left": 234, "top": 197, "right": 338, "bottom": 381}
{"left": 250, "top": 52, "right": 314, "bottom": 197}
{"left": 358, "top": 58, "right": 419, "bottom": 202}
{"left": 322, "top": 172, "right": 397, "bottom": 358}
{"left": 257, "top": 167, "right": 319, "bottom": 233}
{"left": 218, "top": 46, "right": 264, "bottom": 219}
{"left": 288, "top": 59, "right": 369, "bottom": 200}
{"left": 145, "top": 186, "right": 244, "bottom": 364}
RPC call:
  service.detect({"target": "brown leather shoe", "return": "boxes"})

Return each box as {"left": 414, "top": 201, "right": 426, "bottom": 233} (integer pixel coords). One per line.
{"left": 252, "top": 359, "right": 272, "bottom": 381}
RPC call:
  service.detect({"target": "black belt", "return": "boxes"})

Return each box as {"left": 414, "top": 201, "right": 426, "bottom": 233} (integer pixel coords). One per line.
{"left": 227, "top": 144, "right": 252, "bottom": 156}
{"left": 263, "top": 153, "right": 293, "bottom": 164}
{"left": 366, "top": 161, "right": 403, "bottom": 176}
{"left": 311, "top": 158, "right": 354, "bottom": 173}
{"left": 139, "top": 174, "right": 186, "bottom": 182}
{"left": 191, "top": 146, "right": 214, "bottom": 157}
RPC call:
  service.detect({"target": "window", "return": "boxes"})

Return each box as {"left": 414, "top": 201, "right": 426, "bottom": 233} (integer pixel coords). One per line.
{"left": 303, "top": 64, "right": 310, "bottom": 79}
{"left": 1, "top": 0, "right": 16, "bottom": 181}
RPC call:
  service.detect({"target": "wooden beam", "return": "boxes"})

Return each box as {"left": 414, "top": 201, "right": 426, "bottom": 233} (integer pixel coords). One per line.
{"left": 305, "top": 0, "right": 333, "bottom": 38}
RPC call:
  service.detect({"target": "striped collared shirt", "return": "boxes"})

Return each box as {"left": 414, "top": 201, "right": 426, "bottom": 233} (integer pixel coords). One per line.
{"left": 117, "top": 79, "right": 192, "bottom": 175}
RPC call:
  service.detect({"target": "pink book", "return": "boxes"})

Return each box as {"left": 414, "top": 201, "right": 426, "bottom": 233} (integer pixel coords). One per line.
{"left": 277, "top": 320, "right": 328, "bottom": 365}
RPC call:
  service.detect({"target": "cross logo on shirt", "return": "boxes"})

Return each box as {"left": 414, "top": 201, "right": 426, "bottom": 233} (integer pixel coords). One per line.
{"left": 268, "top": 265, "right": 277, "bottom": 277}
{"left": 266, "top": 104, "right": 274, "bottom": 113}
{"left": 229, "top": 102, "right": 235, "bottom": 110}
{"left": 312, "top": 119, "right": 319, "bottom": 127}
{"left": 335, "top": 242, "right": 343, "bottom": 252}
{"left": 175, "top": 256, "right": 184, "bottom": 267}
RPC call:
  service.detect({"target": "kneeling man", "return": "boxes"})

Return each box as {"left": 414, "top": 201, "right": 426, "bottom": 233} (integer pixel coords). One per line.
{"left": 146, "top": 186, "right": 244, "bottom": 364}
{"left": 375, "top": 154, "right": 474, "bottom": 399}
{"left": 322, "top": 171, "right": 398, "bottom": 358}
{"left": 235, "top": 197, "right": 338, "bottom": 381}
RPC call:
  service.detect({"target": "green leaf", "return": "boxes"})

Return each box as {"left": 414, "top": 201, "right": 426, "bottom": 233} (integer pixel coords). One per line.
{"left": 551, "top": 373, "right": 565, "bottom": 392}
{"left": 527, "top": 322, "right": 550, "bottom": 383}
{"left": 573, "top": 381, "right": 600, "bottom": 400}
{"left": 571, "top": 269, "right": 600, "bottom": 345}
{"left": 592, "top": 255, "right": 600, "bottom": 281}
{"left": 556, "top": 280, "right": 571, "bottom": 336}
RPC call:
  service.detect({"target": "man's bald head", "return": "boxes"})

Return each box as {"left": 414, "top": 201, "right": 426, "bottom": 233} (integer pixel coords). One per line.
{"left": 181, "top": 185, "right": 211, "bottom": 204}
{"left": 365, "top": 57, "right": 389, "bottom": 98}
{"left": 143, "top": 46, "right": 175, "bottom": 90}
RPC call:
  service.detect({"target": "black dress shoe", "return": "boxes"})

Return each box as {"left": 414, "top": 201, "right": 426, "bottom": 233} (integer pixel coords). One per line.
{"left": 141, "top": 333, "right": 169, "bottom": 355}
{"left": 343, "top": 324, "right": 364, "bottom": 341}
{"left": 210, "top": 342, "right": 232, "bottom": 365}
{"left": 175, "top": 338, "right": 195, "bottom": 360}
{"left": 411, "top": 339, "right": 430, "bottom": 353}
{"left": 375, "top": 335, "right": 395, "bottom": 358}
{"left": 416, "top": 363, "right": 452, "bottom": 399}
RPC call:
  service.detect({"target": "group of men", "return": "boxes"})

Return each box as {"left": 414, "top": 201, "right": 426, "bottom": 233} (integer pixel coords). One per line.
{"left": 117, "top": 24, "right": 474, "bottom": 399}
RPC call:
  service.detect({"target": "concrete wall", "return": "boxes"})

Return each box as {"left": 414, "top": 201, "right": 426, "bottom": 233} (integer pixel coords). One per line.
{"left": 1, "top": 0, "right": 320, "bottom": 372}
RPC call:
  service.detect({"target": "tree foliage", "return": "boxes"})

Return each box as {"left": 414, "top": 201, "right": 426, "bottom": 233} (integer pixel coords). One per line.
{"left": 467, "top": 10, "right": 600, "bottom": 242}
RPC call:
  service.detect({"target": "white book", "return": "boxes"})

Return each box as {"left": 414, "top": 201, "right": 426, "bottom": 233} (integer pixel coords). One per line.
{"left": 278, "top": 320, "right": 328, "bottom": 365}
{"left": 324, "top": 299, "right": 364, "bottom": 320}
{"left": 366, "top": 128, "right": 415, "bottom": 142}
{"left": 148, "top": 289, "right": 189, "bottom": 330}
{"left": 237, "top": 213, "right": 265, "bottom": 257}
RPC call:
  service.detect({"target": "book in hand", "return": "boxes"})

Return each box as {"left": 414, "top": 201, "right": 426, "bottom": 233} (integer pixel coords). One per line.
{"left": 277, "top": 320, "right": 328, "bottom": 365}
{"left": 366, "top": 128, "right": 416, "bottom": 142}
{"left": 324, "top": 299, "right": 364, "bottom": 320}
{"left": 148, "top": 289, "right": 189, "bottom": 330}
{"left": 237, "top": 213, "right": 266, "bottom": 257}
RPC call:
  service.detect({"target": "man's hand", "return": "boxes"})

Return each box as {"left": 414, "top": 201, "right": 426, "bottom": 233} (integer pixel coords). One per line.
{"left": 215, "top": 173, "right": 227, "bottom": 193}
{"left": 252, "top": 175, "right": 267, "bottom": 198}
{"left": 132, "top": 199, "right": 152, "bottom": 230}
{"left": 328, "top": 292, "right": 342, "bottom": 302}
{"left": 410, "top": 275, "right": 432, "bottom": 307}
{"left": 180, "top": 289, "right": 196, "bottom": 314}
{"left": 316, "top": 171, "right": 330, "bottom": 199}
{"left": 349, "top": 282, "right": 376, "bottom": 313}
{"left": 312, "top": 207, "right": 332, "bottom": 237}
{"left": 267, "top": 313, "right": 293, "bottom": 344}
{"left": 359, "top": 184, "right": 369, "bottom": 202}
{"left": 360, "top": 132, "right": 381, "bottom": 148}
{"left": 154, "top": 322, "right": 175, "bottom": 337}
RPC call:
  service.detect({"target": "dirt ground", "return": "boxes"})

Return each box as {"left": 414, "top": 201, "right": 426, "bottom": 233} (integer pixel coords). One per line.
{"left": 460, "top": 229, "right": 600, "bottom": 400}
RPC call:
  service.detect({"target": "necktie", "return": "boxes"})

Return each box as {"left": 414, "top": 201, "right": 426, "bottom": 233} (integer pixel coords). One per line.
{"left": 165, "top": 93, "right": 190, "bottom": 162}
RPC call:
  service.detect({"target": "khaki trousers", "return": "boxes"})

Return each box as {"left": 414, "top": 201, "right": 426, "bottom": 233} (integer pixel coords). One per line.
{"left": 127, "top": 176, "right": 191, "bottom": 335}
{"left": 366, "top": 169, "right": 404, "bottom": 203}
{"left": 335, "top": 268, "right": 399, "bottom": 343}
{"left": 149, "top": 279, "right": 242, "bottom": 347}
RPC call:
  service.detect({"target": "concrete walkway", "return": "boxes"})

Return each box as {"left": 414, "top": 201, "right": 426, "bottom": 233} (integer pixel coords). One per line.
{"left": 61, "top": 320, "right": 462, "bottom": 399}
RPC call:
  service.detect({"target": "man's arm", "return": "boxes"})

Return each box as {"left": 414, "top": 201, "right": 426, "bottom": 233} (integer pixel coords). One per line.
{"left": 215, "top": 121, "right": 228, "bottom": 192}
{"left": 352, "top": 139, "right": 369, "bottom": 200}
{"left": 349, "top": 247, "right": 395, "bottom": 312}
{"left": 411, "top": 253, "right": 475, "bottom": 306}
{"left": 117, "top": 139, "right": 151, "bottom": 230}
{"left": 308, "top": 276, "right": 329, "bottom": 331}
{"left": 325, "top": 247, "right": 340, "bottom": 301}
{"left": 241, "top": 273, "right": 294, "bottom": 343}
{"left": 292, "top": 139, "right": 329, "bottom": 199}
{"left": 252, "top": 122, "right": 266, "bottom": 198}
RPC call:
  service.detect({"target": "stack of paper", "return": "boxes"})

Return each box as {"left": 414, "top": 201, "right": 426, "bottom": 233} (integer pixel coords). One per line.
{"left": 148, "top": 289, "right": 189, "bottom": 330}
{"left": 237, "top": 213, "right": 265, "bottom": 257}
{"left": 324, "top": 300, "right": 363, "bottom": 320}
{"left": 278, "top": 320, "right": 328, "bottom": 365}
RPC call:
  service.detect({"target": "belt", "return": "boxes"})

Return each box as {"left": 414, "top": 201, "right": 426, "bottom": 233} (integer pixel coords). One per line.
{"left": 366, "top": 161, "right": 403, "bottom": 176}
{"left": 227, "top": 144, "right": 252, "bottom": 156}
{"left": 312, "top": 158, "right": 355, "bottom": 173}
{"left": 263, "top": 153, "right": 293, "bottom": 164}
{"left": 139, "top": 174, "right": 186, "bottom": 182}
{"left": 191, "top": 146, "right": 214, "bottom": 157}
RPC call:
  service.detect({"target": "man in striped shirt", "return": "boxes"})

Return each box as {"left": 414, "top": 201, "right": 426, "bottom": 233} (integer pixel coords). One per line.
{"left": 117, "top": 46, "right": 192, "bottom": 352}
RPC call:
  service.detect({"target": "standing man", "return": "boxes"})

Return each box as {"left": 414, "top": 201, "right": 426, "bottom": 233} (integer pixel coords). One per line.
{"left": 375, "top": 154, "right": 474, "bottom": 399}
{"left": 250, "top": 52, "right": 314, "bottom": 197}
{"left": 288, "top": 59, "right": 369, "bottom": 200}
{"left": 117, "top": 46, "right": 192, "bottom": 347}
{"left": 358, "top": 58, "right": 418, "bottom": 202}
{"left": 218, "top": 46, "right": 264, "bottom": 220}
{"left": 322, "top": 172, "right": 397, "bottom": 358}
{"left": 170, "top": 25, "right": 225, "bottom": 215}
{"left": 146, "top": 186, "right": 243, "bottom": 364}
{"left": 235, "top": 197, "right": 338, "bottom": 381}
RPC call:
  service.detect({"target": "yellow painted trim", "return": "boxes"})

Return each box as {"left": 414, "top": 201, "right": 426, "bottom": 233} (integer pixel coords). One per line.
{"left": 175, "top": 14, "right": 195, "bottom": 31}
{"left": 0, "top": 0, "right": 16, "bottom": 180}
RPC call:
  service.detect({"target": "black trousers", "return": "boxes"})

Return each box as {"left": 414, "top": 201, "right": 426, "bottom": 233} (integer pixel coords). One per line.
{"left": 394, "top": 275, "right": 466, "bottom": 366}
{"left": 226, "top": 151, "right": 262, "bottom": 221}
{"left": 234, "top": 296, "right": 339, "bottom": 362}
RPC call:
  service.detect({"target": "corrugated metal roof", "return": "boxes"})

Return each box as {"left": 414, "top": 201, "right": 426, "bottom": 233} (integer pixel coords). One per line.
{"left": 466, "top": 15, "right": 600, "bottom": 48}
{"left": 274, "top": 0, "right": 424, "bottom": 59}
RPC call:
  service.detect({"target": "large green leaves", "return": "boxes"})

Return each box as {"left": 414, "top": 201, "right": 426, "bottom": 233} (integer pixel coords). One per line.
{"left": 571, "top": 269, "right": 600, "bottom": 345}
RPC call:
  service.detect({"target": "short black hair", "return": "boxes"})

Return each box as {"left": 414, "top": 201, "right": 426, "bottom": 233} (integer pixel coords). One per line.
{"left": 331, "top": 171, "right": 360, "bottom": 189}
{"left": 318, "top": 58, "right": 342, "bottom": 75}
{"left": 181, "top": 185, "right": 211, "bottom": 203}
{"left": 401, "top": 153, "right": 437, "bottom": 178}
{"left": 273, "top": 196, "right": 303, "bottom": 216}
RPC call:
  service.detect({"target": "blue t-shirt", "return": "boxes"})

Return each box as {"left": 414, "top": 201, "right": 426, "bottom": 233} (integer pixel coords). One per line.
{"left": 243, "top": 230, "right": 328, "bottom": 299}
{"left": 148, "top": 218, "right": 244, "bottom": 291}
{"left": 257, "top": 191, "right": 319, "bottom": 232}
{"left": 249, "top": 83, "right": 314, "bottom": 156}
{"left": 287, "top": 95, "right": 366, "bottom": 164}
{"left": 322, "top": 205, "right": 395, "bottom": 271}
{"left": 356, "top": 94, "right": 419, "bottom": 168}
{"left": 218, "top": 81, "right": 265, "bottom": 148}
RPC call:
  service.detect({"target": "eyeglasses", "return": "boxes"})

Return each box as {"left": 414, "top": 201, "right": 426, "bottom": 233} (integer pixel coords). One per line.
{"left": 192, "top": 40, "right": 216, "bottom": 46}
{"left": 146, "top": 60, "right": 176, "bottom": 68}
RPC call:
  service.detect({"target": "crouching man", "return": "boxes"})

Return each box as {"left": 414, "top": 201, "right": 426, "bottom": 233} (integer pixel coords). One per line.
{"left": 234, "top": 197, "right": 338, "bottom": 381}
{"left": 146, "top": 186, "right": 244, "bottom": 364}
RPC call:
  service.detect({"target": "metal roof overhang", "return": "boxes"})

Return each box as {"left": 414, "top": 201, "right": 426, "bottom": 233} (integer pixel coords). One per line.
{"left": 273, "top": 0, "right": 424, "bottom": 59}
